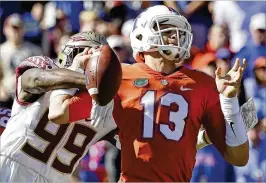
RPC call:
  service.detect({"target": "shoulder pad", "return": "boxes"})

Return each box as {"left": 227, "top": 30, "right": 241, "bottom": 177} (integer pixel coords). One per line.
{"left": 16, "top": 56, "right": 58, "bottom": 77}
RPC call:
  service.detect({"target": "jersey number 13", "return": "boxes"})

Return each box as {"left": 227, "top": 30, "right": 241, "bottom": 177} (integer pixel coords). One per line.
{"left": 140, "top": 91, "right": 188, "bottom": 141}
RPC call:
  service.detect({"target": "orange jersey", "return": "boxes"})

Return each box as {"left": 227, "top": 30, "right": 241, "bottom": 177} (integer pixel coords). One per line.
{"left": 113, "top": 63, "right": 226, "bottom": 182}
{"left": 67, "top": 63, "right": 227, "bottom": 182}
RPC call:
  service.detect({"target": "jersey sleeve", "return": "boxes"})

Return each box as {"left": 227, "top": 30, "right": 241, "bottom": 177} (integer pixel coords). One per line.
{"left": 68, "top": 91, "right": 92, "bottom": 123}
{"left": 202, "top": 84, "right": 226, "bottom": 154}
{"left": 15, "top": 56, "right": 58, "bottom": 105}
{"left": 15, "top": 76, "right": 33, "bottom": 106}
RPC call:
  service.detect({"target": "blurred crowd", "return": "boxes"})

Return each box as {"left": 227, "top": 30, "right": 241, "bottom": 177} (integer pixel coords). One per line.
{"left": 0, "top": 1, "right": 265, "bottom": 182}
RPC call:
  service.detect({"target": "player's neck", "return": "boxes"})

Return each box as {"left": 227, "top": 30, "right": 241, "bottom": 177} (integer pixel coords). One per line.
{"left": 145, "top": 59, "right": 176, "bottom": 75}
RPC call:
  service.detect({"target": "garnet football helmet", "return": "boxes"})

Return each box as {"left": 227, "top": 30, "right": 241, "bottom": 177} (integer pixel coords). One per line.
{"left": 57, "top": 31, "right": 108, "bottom": 68}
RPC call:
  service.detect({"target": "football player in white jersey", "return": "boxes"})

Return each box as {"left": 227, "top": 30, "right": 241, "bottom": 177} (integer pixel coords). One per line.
{"left": 0, "top": 31, "right": 118, "bottom": 182}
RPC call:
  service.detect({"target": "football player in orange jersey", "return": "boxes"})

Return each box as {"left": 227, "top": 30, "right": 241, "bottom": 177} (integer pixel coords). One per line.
{"left": 116, "top": 5, "right": 249, "bottom": 182}
{"left": 115, "top": 5, "right": 248, "bottom": 182}
{"left": 51, "top": 5, "right": 250, "bottom": 182}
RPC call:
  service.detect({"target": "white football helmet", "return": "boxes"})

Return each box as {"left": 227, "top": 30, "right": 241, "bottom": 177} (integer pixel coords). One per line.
{"left": 130, "top": 5, "right": 193, "bottom": 62}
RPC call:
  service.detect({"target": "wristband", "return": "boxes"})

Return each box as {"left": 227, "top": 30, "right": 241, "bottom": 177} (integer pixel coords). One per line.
{"left": 219, "top": 94, "right": 239, "bottom": 115}
{"left": 88, "top": 88, "right": 98, "bottom": 95}
{"left": 219, "top": 94, "right": 248, "bottom": 146}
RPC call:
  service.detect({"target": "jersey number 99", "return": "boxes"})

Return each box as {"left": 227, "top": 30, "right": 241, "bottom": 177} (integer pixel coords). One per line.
{"left": 21, "top": 110, "right": 96, "bottom": 174}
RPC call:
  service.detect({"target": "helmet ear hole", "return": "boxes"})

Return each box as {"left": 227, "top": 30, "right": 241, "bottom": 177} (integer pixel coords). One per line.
{"left": 136, "top": 34, "right": 143, "bottom": 41}
{"left": 56, "top": 52, "right": 67, "bottom": 68}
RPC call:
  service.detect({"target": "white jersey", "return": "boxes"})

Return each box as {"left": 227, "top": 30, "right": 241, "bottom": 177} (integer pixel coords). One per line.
{"left": 0, "top": 77, "right": 117, "bottom": 182}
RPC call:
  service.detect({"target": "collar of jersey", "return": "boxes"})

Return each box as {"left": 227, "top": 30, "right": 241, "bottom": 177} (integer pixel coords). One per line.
{"left": 136, "top": 63, "right": 184, "bottom": 79}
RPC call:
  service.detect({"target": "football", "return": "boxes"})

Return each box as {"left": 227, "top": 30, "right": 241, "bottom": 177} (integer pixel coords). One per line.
{"left": 85, "top": 44, "right": 122, "bottom": 106}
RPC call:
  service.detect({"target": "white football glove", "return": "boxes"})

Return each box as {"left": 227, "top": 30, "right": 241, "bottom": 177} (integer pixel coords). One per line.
{"left": 90, "top": 99, "right": 114, "bottom": 128}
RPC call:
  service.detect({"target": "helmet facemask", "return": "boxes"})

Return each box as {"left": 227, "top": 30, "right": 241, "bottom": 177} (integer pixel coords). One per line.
{"left": 57, "top": 45, "right": 87, "bottom": 68}
{"left": 131, "top": 12, "right": 193, "bottom": 62}
{"left": 146, "top": 15, "right": 193, "bottom": 61}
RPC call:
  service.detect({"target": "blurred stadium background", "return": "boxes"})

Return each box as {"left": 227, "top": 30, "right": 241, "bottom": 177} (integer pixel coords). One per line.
{"left": 0, "top": 1, "right": 265, "bottom": 182}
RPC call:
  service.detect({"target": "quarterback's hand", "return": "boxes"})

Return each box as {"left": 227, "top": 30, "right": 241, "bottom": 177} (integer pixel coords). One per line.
{"left": 90, "top": 100, "right": 114, "bottom": 128}
{"left": 215, "top": 58, "right": 246, "bottom": 98}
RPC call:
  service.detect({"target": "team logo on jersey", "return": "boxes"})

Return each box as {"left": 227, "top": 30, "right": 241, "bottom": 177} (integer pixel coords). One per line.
{"left": 134, "top": 78, "right": 148, "bottom": 87}
{"left": 161, "top": 79, "right": 168, "bottom": 86}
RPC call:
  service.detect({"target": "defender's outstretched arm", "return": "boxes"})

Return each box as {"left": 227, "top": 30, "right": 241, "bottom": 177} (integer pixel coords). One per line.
{"left": 21, "top": 68, "right": 86, "bottom": 94}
